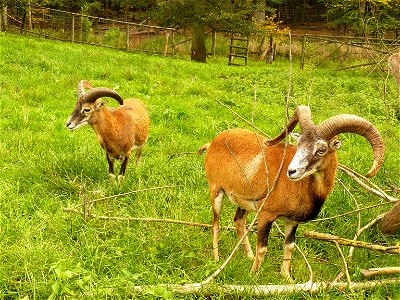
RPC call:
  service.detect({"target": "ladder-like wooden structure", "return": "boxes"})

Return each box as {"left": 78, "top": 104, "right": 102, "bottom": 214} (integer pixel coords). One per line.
{"left": 228, "top": 36, "right": 249, "bottom": 66}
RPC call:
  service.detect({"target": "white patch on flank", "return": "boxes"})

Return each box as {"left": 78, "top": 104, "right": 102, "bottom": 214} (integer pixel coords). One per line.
{"left": 243, "top": 152, "right": 263, "bottom": 181}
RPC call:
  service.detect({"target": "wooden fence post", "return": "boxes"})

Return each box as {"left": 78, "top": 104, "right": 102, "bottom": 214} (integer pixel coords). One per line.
{"left": 71, "top": 15, "right": 75, "bottom": 43}
{"left": 163, "top": 30, "right": 169, "bottom": 56}
{"left": 126, "top": 23, "right": 129, "bottom": 51}
{"left": 212, "top": 28, "right": 216, "bottom": 57}
{"left": 300, "top": 35, "right": 306, "bottom": 69}
{"left": 171, "top": 30, "right": 175, "bottom": 56}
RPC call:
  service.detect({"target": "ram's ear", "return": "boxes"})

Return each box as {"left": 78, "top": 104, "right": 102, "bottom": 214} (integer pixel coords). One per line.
{"left": 95, "top": 98, "right": 108, "bottom": 110}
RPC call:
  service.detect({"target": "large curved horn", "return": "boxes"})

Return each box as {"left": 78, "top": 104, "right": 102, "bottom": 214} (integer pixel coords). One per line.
{"left": 317, "top": 114, "right": 385, "bottom": 177}
{"left": 266, "top": 106, "right": 314, "bottom": 145}
{"left": 82, "top": 87, "right": 124, "bottom": 105}
{"left": 77, "top": 80, "right": 93, "bottom": 98}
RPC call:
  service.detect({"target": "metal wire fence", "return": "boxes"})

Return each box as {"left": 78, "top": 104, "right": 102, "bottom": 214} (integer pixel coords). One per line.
{"left": 6, "top": 6, "right": 183, "bottom": 56}
{"left": 4, "top": 6, "right": 400, "bottom": 68}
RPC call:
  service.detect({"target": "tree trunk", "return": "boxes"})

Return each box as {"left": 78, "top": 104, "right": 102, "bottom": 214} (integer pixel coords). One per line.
{"left": 0, "top": 6, "right": 6, "bottom": 31}
{"left": 191, "top": 22, "right": 207, "bottom": 63}
{"left": 27, "top": 0, "right": 32, "bottom": 30}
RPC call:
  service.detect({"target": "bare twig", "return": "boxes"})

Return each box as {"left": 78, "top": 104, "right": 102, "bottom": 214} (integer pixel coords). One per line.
{"left": 168, "top": 151, "right": 197, "bottom": 160}
{"left": 130, "top": 279, "right": 400, "bottom": 296}
{"left": 361, "top": 267, "right": 400, "bottom": 278}
{"left": 63, "top": 207, "right": 241, "bottom": 230}
{"left": 349, "top": 213, "right": 386, "bottom": 258}
{"left": 207, "top": 93, "right": 270, "bottom": 138}
{"left": 333, "top": 242, "right": 351, "bottom": 288}
{"left": 337, "top": 164, "right": 398, "bottom": 203}
{"left": 74, "top": 185, "right": 181, "bottom": 208}
{"left": 311, "top": 202, "right": 393, "bottom": 222}
{"left": 304, "top": 230, "right": 400, "bottom": 254}
{"left": 274, "top": 223, "right": 314, "bottom": 283}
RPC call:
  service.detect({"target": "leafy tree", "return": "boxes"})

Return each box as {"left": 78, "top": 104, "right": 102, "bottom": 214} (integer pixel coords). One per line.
{"left": 322, "top": 0, "right": 400, "bottom": 36}
{"left": 151, "top": 0, "right": 263, "bottom": 62}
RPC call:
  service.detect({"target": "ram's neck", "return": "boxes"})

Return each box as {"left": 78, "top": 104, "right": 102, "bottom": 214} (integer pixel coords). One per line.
{"left": 90, "top": 109, "right": 115, "bottom": 143}
{"left": 311, "top": 152, "right": 338, "bottom": 201}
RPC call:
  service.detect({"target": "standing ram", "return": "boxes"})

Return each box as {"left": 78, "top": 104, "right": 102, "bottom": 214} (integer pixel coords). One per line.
{"left": 199, "top": 106, "right": 384, "bottom": 280}
{"left": 66, "top": 80, "right": 150, "bottom": 182}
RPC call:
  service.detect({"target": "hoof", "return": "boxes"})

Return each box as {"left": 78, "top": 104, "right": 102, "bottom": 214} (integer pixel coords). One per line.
{"left": 108, "top": 174, "right": 116, "bottom": 182}
{"left": 246, "top": 253, "right": 255, "bottom": 260}
{"left": 250, "top": 263, "right": 260, "bottom": 274}
{"left": 280, "top": 270, "right": 294, "bottom": 283}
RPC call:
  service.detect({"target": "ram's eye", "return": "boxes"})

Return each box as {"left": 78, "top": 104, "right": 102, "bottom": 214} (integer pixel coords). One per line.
{"left": 316, "top": 148, "right": 327, "bottom": 156}
{"left": 82, "top": 108, "right": 91, "bottom": 114}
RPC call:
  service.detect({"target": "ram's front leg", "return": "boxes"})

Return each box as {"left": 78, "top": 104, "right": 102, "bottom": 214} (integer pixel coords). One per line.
{"left": 281, "top": 221, "right": 298, "bottom": 282}
{"left": 106, "top": 153, "right": 115, "bottom": 181}
{"left": 234, "top": 207, "right": 254, "bottom": 259}
{"left": 251, "top": 212, "right": 273, "bottom": 273}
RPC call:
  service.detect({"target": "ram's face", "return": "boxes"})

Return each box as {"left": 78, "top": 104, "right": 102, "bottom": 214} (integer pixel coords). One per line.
{"left": 66, "top": 100, "right": 96, "bottom": 130}
{"left": 287, "top": 133, "right": 342, "bottom": 181}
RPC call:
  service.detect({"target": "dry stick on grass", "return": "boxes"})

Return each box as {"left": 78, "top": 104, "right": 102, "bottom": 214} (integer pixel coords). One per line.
{"left": 311, "top": 202, "right": 393, "bottom": 223}
{"left": 361, "top": 267, "right": 400, "bottom": 278}
{"left": 63, "top": 206, "right": 241, "bottom": 231}
{"left": 130, "top": 279, "right": 400, "bottom": 297}
{"left": 337, "top": 164, "right": 398, "bottom": 203}
{"left": 332, "top": 177, "right": 360, "bottom": 284}
{"left": 273, "top": 223, "right": 314, "bottom": 283}
{"left": 333, "top": 241, "right": 352, "bottom": 289}
{"left": 304, "top": 230, "right": 400, "bottom": 254}
{"left": 168, "top": 151, "right": 198, "bottom": 161}
{"left": 334, "top": 213, "right": 386, "bottom": 283}
{"left": 71, "top": 185, "right": 181, "bottom": 209}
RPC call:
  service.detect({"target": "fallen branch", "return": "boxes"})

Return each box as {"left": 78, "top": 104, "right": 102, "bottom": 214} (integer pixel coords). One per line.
{"left": 311, "top": 202, "right": 392, "bottom": 222}
{"left": 304, "top": 230, "right": 400, "bottom": 254}
{"left": 63, "top": 207, "right": 244, "bottom": 231}
{"left": 361, "top": 267, "right": 400, "bottom": 278}
{"left": 168, "top": 151, "right": 197, "bottom": 160}
{"left": 274, "top": 223, "right": 314, "bottom": 283}
{"left": 333, "top": 242, "right": 351, "bottom": 288}
{"left": 337, "top": 164, "right": 398, "bottom": 203}
{"left": 64, "top": 207, "right": 215, "bottom": 228}
{"left": 75, "top": 185, "right": 181, "bottom": 207}
{"left": 130, "top": 279, "right": 400, "bottom": 296}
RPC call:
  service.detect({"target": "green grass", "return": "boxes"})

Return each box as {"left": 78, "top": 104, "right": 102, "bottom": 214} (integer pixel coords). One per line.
{"left": 0, "top": 32, "right": 399, "bottom": 299}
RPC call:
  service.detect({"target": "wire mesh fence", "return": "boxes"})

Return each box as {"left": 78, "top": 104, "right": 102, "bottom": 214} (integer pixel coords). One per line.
{"left": 4, "top": 5, "right": 400, "bottom": 68}
{"left": 6, "top": 6, "right": 182, "bottom": 56}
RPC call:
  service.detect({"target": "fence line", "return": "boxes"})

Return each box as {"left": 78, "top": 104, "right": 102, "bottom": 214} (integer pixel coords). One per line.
{"left": 5, "top": 6, "right": 400, "bottom": 68}
{"left": 6, "top": 6, "right": 181, "bottom": 56}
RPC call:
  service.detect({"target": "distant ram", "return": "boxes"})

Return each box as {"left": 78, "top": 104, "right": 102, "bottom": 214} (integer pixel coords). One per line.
{"left": 67, "top": 80, "right": 150, "bottom": 182}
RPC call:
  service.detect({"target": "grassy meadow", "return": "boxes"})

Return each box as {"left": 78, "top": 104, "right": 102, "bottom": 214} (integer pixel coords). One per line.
{"left": 0, "top": 32, "right": 399, "bottom": 299}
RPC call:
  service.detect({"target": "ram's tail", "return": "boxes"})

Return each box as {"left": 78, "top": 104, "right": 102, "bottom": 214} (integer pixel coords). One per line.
{"left": 198, "top": 143, "right": 210, "bottom": 155}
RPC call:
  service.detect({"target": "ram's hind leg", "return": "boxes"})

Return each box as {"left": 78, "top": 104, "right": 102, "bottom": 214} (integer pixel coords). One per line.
{"left": 117, "top": 153, "right": 131, "bottom": 183}
{"left": 211, "top": 188, "right": 224, "bottom": 261}
{"left": 134, "top": 145, "right": 144, "bottom": 166}
{"left": 234, "top": 207, "right": 254, "bottom": 259}
{"left": 281, "top": 221, "right": 298, "bottom": 281}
